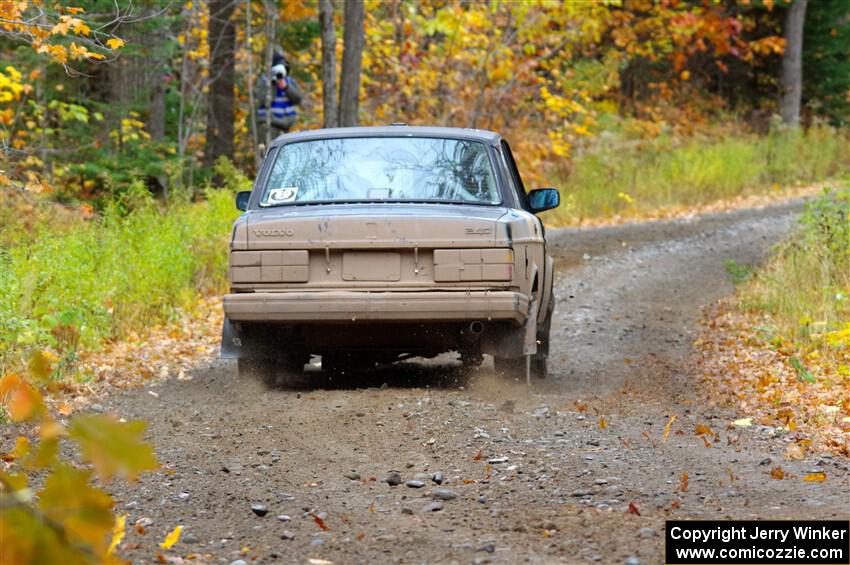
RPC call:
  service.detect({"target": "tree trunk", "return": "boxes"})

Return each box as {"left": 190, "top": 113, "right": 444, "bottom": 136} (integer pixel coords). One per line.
{"left": 150, "top": 80, "right": 166, "bottom": 142}
{"left": 204, "top": 0, "right": 236, "bottom": 168}
{"left": 780, "top": 0, "right": 807, "bottom": 127}
{"left": 339, "top": 0, "right": 364, "bottom": 127}
{"left": 319, "top": 0, "right": 338, "bottom": 128}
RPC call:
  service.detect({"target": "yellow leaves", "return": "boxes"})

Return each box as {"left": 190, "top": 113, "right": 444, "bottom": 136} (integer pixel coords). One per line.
{"left": 663, "top": 414, "right": 677, "bottom": 442}
{"left": 50, "top": 16, "right": 90, "bottom": 37}
{"left": 70, "top": 42, "right": 102, "bottom": 61}
{"left": 769, "top": 466, "right": 785, "bottom": 480}
{"left": 617, "top": 192, "right": 635, "bottom": 205}
{"left": 38, "top": 464, "right": 114, "bottom": 547}
{"left": 0, "top": 66, "right": 26, "bottom": 103}
{"left": 802, "top": 472, "right": 826, "bottom": 483}
{"left": 28, "top": 350, "right": 58, "bottom": 382}
{"left": 12, "top": 436, "right": 31, "bottom": 460}
{"left": 599, "top": 417, "right": 608, "bottom": 429}
{"left": 36, "top": 43, "right": 69, "bottom": 65}
{"left": 106, "top": 37, "right": 125, "bottom": 50}
{"left": 69, "top": 415, "right": 159, "bottom": 482}
{"left": 160, "top": 525, "right": 183, "bottom": 549}
{"left": 108, "top": 515, "right": 127, "bottom": 554}
{"left": 824, "top": 323, "right": 850, "bottom": 348}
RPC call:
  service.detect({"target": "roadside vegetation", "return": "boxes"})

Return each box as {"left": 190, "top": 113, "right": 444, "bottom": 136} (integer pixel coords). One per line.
{"left": 698, "top": 188, "right": 850, "bottom": 456}
{"left": 0, "top": 162, "right": 245, "bottom": 377}
{"left": 548, "top": 125, "right": 849, "bottom": 223}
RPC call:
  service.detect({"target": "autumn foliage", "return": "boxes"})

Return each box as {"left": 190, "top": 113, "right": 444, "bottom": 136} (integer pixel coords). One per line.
{"left": 0, "top": 351, "right": 158, "bottom": 564}
{"left": 698, "top": 190, "right": 850, "bottom": 456}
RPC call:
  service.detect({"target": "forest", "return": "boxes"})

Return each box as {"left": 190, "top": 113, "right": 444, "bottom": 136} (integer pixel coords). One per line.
{"left": 1, "top": 1, "right": 849, "bottom": 563}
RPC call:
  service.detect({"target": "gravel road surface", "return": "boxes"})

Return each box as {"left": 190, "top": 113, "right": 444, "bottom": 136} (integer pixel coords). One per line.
{"left": 104, "top": 200, "right": 849, "bottom": 564}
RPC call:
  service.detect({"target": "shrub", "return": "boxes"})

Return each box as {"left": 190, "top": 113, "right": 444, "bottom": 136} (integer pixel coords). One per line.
{"left": 0, "top": 164, "right": 244, "bottom": 375}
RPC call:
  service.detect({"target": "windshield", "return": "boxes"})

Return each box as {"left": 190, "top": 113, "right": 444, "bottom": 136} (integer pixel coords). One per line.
{"left": 260, "top": 136, "right": 500, "bottom": 206}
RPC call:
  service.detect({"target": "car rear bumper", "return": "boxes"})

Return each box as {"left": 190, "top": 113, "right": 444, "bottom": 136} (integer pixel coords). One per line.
{"left": 223, "top": 290, "right": 529, "bottom": 323}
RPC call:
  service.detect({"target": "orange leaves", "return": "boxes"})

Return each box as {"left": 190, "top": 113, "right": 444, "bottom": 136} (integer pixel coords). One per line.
{"left": 1, "top": 373, "right": 45, "bottom": 422}
{"left": 802, "top": 472, "right": 826, "bottom": 483}
{"left": 678, "top": 471, "right": 689, "bottom": 492}
{"left": 770, "top": 466, "right": 785, "bottom": 480}
{"left": 628, "top": 502, "right": 641, "bottom": 516}
{"left": 2, "top": 4, "right": 117, "bottom": 65}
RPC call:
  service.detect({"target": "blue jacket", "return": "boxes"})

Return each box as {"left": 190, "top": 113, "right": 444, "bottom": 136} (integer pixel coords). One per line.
{"left": 256, "top": 78, "right": 303, "bottom": 128}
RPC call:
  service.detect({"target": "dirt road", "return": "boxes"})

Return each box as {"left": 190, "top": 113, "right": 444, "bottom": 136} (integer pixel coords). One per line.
{"left": 107, "top": 201, "right": 849, "bottom": 564}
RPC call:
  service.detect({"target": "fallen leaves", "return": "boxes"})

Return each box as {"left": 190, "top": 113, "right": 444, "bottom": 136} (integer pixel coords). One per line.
{"left": 160, "top": 525, "right": 182, "bottom": 549}
{"left": 769, "top": 466, "right": 785, "bottom": 480}
{"left": 802, "top": 472, "right": 826, "bottom": 483}
{"left": 628, "top": 502, "right": 641, "bottom": 516}
{"left": 312, "top": 514, "right": 329, "bottom": 531}
{"left": 108, "top": 515, "right": 126, "bottom": 554}
{"left": 44, "top": 296, "right": 222, "bottom": 415}
{"left": 678, "top": 472, "right": 689, "bottom": 492}
{"left": 696, "top": 305, "right": 850, "bottom": 457}
{"left": 662, "top": 415, "right": 677, "bottom": 442}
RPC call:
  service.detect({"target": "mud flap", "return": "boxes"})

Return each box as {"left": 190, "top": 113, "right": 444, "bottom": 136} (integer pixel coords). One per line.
{"left": 523, "top": 298, "right": 539, "bottom": 357}
{"left": 220, "top": 317, "right": 244, "bottom": 359}
{"left": 523, "top": 298, "right": 539, "bottom": 384}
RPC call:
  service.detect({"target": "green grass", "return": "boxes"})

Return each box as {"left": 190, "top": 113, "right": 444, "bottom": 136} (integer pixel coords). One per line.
{"left": 544, "top": 125, "right": 850, "bottom": 224}
{"left": 0, "top": 178, "right": 243, "bottom": 375}
{"left": 739, "top": 188, "right": 850, "bottom": 344}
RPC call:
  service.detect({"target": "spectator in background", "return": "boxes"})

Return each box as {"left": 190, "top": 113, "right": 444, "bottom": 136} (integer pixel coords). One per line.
{"left": 255, "top": 54, "right": 303, "bottom": 147}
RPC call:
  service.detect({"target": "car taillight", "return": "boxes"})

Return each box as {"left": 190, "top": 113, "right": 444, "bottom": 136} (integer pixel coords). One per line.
{"left": 433, "top": 249, "right": 513, "bottom": 282}
{"left": 230, "top": 250, "right": 309, "bottom": 282}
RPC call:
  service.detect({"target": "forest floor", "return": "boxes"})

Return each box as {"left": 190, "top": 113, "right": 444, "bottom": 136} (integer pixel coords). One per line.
{"left": 34, "top": 199, "right": 850, "bottom": 564}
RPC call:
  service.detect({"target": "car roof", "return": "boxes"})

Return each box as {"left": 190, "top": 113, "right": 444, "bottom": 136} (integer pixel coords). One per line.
{"left": 269, "top": 125, "right": 502, "bottom": 147}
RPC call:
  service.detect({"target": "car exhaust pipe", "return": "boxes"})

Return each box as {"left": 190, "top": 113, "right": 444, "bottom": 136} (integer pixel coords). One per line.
{"left": 468, "top": 321, "right": 484, "bottom": 335}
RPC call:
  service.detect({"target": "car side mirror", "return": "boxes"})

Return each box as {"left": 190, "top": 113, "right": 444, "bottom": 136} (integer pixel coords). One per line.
{"left": 235, "top": 191, "right": 251, "bottom": 211}
{"left": 528, "top": 188, "right": 560, "bottom": 214}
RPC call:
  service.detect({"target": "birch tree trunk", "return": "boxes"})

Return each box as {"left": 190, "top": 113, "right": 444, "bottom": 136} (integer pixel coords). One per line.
{"left": 339, "top": 0, "right": 364, "bottom": 127}
{"left": 780, "top": 0, "right": 807, "bottom": 127}
{"left": 319, "top": 0, "right": 338, "bottom": 128}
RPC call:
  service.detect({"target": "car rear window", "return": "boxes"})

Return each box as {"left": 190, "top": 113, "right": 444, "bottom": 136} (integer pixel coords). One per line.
{"left": 260, "top": 137, "right": 501, "bottom": 206}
